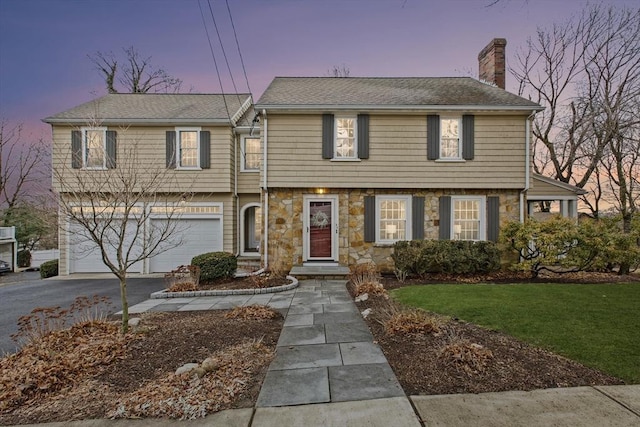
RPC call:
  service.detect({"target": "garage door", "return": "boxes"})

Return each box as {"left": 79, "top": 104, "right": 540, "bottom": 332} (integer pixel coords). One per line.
{"left": 149, "top": 218, "right": 222, "bottom": 273}
{"left": 69, "top": 221, "right": 143, "bottom": 273}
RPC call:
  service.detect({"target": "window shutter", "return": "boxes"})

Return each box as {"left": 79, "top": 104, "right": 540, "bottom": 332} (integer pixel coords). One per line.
{"left": 71, "top": 130, "right": 82, "bottom": 169}
{"left": 106, "top": 130, "right": 117, "bottom": 169}
{"left": 357, "top": 114, "right": 369, "bottom": 159}
{"left": 166, "top": 131, "right": 176, "bottom": 168}
{"left": 487, "top": 196, "right": 500, "bottom": 242}
{"left": 200, "top": 131, "right": 210, "bottom": 169}
{"left": 427, "top": 115, "right": 439, "bottom": 160}
{"left": 462, "top": 114, "right": 474, "bottom": 160}
{"left": 439, "top": 196, "right": 451, "bottom": 240}
{"left": 412, "top": 196, "right": 425, "bottom": 240}
{"left": 364, "top": 195, "right": 376, "bottom": 243}
{"left": 322, "top": 114, "right": 334, "bottom": 159}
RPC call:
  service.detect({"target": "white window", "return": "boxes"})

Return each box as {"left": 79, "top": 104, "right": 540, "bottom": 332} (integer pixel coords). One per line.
{"left": 335, "top": 117, "right": 357, "bottom": 159}
{"left": 452, "top": 196, "right": 485, "bottom": 241}
{"left": 82, "top": 127, "right": 107, "bottom": 169}
{"left": 176, "top": 127, "right": 200, "bottom": 169}
{"left": 241, "top": 136, "right": 261, "bottom": 171}
{"left": 376, "top": 195, "right": 411, "bottom": 243}
{"left": 440, "top": 117, "right": 462, "bottom": 159}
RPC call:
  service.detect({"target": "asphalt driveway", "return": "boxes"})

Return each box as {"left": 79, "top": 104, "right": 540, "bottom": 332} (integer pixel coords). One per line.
{"left": 0, "top": 271, "right": 165, "bottom": 354}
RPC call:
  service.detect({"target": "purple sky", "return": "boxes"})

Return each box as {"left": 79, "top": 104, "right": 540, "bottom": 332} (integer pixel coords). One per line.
{"left": 0, "top": 0, "right": 636, "bottom": 141}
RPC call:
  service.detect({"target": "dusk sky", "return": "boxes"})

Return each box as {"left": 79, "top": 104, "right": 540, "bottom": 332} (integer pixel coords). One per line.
{"left": 1, "top": 0, "right": 637, "bottom": 142}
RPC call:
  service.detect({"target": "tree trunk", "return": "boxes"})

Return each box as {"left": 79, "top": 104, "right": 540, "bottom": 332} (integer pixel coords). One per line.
{"left": 619, "top": 213, "right": 633, "bottom": 275}
{"left": 119, "top": 275, "right": 129, "bottom": 334}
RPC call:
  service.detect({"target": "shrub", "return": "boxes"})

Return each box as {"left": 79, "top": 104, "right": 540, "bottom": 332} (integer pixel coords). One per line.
{"left": 191, "top": 252, "right": 237, "bottom": 282}
{"left": 348, "top": 262, "right": 381, "bottom": 287}
{"left": 39, "top": 259, "right": 59, "bottom": 278}
{"left": 165, "top": 265, "right": 200, "bottom": 292}
{"left": 17, "top": 249, "right": 31, "bottom": 268}
{"left": 391, "top": 240, "right": 501, "bottom": 277}
{"left": 384, "top": 308, "right": 445, "bottom": 336}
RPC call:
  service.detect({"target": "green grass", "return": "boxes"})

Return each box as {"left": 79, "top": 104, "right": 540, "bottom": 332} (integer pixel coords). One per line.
{"left": 392, "top": 283, "right": 640, "bottom": 383}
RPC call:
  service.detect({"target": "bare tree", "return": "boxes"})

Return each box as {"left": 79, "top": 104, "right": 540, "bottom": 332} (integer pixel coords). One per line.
{"left": 0, "top": 120, "right": 47, "bottom": 208}
{"left": 89, "top": 47, "right": 183, "bottom": 94}
{"left": 512, "top": 5, "right": 640, "bottom": 214}
{"left": 326, "top": 64, "right": 350, "bottom": 78}
{"left": 54, "top": 123, "right": 194, "bottom": 332}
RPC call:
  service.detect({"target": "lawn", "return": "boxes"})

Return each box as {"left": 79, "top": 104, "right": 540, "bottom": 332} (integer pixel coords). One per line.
{"left": 392, "top": 283, "right": 640, "bottom": 383}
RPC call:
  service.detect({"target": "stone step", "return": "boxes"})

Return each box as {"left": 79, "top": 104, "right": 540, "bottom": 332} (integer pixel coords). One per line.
{"left": 289, "top": 264, "right": 350, "bottom": 280}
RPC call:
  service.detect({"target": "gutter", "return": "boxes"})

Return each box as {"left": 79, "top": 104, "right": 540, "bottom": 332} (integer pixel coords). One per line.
{"left": 254, "top": 104, "right": 545, "bottom": 112}
{"left": 262, "top": 109, "right": 268, "bottom": 268}
{"left": 520, "top": 110, "right": 537, "bottom": 222}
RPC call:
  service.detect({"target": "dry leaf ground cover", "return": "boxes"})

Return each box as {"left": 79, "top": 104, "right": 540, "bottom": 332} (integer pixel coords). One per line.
{"left": 348, "top": 272, "right": 626, "bottom": 396}
{"left": 0, "top": 307, "right": 283, "bottom": 425}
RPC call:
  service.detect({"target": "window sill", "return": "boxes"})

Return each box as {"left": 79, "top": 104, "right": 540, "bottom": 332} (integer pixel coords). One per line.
{"left": 240, "top": 169, "right": 260, "bottom": 173}
{"left": 373, "top": 242, "right": 396, "bottom": 247}
{"left": 435, "top": 159, "right": 466, "bottom": 163}
{"left": 330, "top": 158, "right": 362, "bottom": 162}
{"left": 176, "top": 167, "right": 203, "bottom": 171}
{"left": 83, "top": 167, "right": 107, "bottom": 171}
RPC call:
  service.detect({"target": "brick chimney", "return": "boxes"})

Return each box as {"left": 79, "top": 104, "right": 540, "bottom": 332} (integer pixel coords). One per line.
{"left": 478, "top": 38, "right": 507, "bottom": 89}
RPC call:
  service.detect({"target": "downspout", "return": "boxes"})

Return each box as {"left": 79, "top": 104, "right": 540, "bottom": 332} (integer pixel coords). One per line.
{"left": 234, "top": 128, "right": 239, "bottom": 256}
{"left": 520, "top": 110, "right": 537, "bottom": 222}
{"left": 262, "top": 109, "right": 269, "bottom": 268}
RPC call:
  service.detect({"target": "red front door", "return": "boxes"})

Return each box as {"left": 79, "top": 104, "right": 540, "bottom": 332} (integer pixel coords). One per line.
{"left": 309, "top": 201, "right": 333, "bottom": 259}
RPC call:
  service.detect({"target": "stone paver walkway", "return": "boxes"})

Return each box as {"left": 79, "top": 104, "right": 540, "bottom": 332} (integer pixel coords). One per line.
{"left": 126, "top": 279, "right": 405, "bottom": 407}
{"left": 255, "top": 279, "right": 404, "bottom": 407}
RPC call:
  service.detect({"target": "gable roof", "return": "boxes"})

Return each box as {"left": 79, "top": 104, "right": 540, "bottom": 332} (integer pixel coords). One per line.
{"left": 256, "top": 77, "right": 542, "bottom": 111}
{"left": 43, "top": 93, "right": 252, "bottom": 126}
{"left": 529, "top": 174, "right": 588, "bottom": 197}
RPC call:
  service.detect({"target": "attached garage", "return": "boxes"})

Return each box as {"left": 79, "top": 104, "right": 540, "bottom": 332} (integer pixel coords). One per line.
{"left": 148, "top": 218, "right": 223, "bottom": 273}
{"left": 68, "top": 221, "right": 143, "bottom": 274}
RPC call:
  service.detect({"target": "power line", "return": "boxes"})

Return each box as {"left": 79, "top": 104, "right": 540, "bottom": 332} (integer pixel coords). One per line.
{"left": 197, "top": 0, "right": 231, "bottom": 123}
{"left": 205, "top": 0, "right": 243, "bottom": 109}
{"left": 225, "top": 0, "right": 253, "bottom": 98}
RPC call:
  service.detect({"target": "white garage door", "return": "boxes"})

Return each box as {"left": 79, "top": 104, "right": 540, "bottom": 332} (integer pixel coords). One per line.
{"left": 149, "top": 218, "right": 222, "bottom": 273}
{"left": 69, "top": 221, "right": 143, "bottom": 273}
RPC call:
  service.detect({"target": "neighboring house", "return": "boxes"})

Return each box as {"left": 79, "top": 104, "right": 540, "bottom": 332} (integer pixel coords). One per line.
{"left": 44, "top": 93, "right": 261, "bottom": 275}
{"left": 0, "top": 227, "right": 17, "bottom": 272}
{"left": 45, "top": 38, "right": 584, "bottom": 275}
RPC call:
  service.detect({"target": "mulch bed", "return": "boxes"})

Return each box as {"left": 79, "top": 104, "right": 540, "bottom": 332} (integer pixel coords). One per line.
{"left": 350, "top": 274, "right": 627, "bottom": 396}
{"left": 0, "top": 310, "right": 283, "bottom": 425}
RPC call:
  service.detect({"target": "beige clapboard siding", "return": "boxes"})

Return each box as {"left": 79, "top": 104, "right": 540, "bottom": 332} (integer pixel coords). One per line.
{"left": 528, "top": 177, "right": 574, "bottom": 197}
{"left": 265, "top": 114, "right": 528, "bottom": 189}
{"left": 51, "top": 125, "right": 234, "bottom": 193}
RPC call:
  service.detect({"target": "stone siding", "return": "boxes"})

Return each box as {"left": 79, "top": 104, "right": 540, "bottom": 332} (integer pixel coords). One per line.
{"left": 266, "top": 188, "right": 520, "bottom": 273}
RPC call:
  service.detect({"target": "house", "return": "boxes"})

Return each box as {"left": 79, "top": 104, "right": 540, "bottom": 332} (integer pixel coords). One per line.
{"left": 45, "top": 38, "right": 585, "bottom": 275}
{"left": 44, "top": 93, "right": 262, "bottom": 274}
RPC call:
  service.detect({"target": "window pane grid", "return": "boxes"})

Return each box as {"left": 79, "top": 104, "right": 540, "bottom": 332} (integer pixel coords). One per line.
{"left": 336, "top": 118, "right": 355, "bottom": 158}
{"left": 379, "top": 199, "right": 406, "bottom": 241}
{"left": 454, "top": 199, "right": 480, "bottom": 240}
{"left": 180, "top": 131, "right": 198, "bottom": 167}
{"left": 244, "top": 137, "right": 261, "bottom": 170}
{"left": 85, "top": 130, "right": 104, "bottom": 168}
{"left": 440, "top": 118, "right": 460, "bottom": 158}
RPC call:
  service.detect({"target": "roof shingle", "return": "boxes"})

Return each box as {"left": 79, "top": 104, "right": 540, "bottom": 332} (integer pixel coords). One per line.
{"left": 256, "top": 77, "right": 541, "bottom": 110}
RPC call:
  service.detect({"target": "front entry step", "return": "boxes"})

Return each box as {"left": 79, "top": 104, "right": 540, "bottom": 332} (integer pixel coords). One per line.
{"left": 289, "top": 264, "right": 350, "bottom": 280}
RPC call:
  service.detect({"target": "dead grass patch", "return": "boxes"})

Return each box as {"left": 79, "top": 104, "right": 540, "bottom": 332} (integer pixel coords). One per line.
{"left": 440, "top": 332, "right": 495, "bottom": 375}
{"left": 224, "top": 305, "right": 282, "bottom": 320}
{"left": 383, "top": 307, "right": 446, "bottom": 336}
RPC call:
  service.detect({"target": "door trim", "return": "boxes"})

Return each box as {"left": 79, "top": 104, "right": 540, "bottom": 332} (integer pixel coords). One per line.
{"left": 303, "top": 194, "right": 339, "bottom": 262}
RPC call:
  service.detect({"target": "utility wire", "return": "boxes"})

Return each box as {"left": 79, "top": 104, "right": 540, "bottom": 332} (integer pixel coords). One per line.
{"left": 197, "top": 0, "right": 231, "bottom": 123}
{"left": 225, "top": 0, "right": 253, "bottom": 98}
{"left": 206, "top": 0, "right": 244, "bottom": 111}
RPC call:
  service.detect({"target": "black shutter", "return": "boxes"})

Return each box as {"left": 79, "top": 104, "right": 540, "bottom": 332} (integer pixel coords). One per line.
{"left": 357, "top": 114, "right": 369, "bottom": 159}
{"left": 412, "top": 196, "right": 425, "bottom": 240}
{"left": 462, "top": 115, "right": 475, "bottom": 160}
{"left": 427, "top": 115, "right": 439, "bottom": 160}
{"left": 364, "top": 196, "right": 376, "bottom": 243}
{"left": 487, "top": 196, "right": 500, "bottom": 242}
{"left": 322, "top": 114, "right": 334, "bottom": 159}
{"left": 166, "top": 131, "right": 176, "bottom": 168}
{"left": 200, "top": 131, "right": 210, "bottom": 169}
{"left": 439, "top": 196, "right": 451, "bottom": 240}
{"left": 71, "top": 130, "right": 82, "bottom": 169}
{"left": 106, "top": 130, "right": 117, "bottom": 169}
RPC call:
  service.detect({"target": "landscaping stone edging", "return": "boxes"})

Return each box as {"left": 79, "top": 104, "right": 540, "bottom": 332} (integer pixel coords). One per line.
{"left": 150, "top": 275, "right": 299, "bottom": 299}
